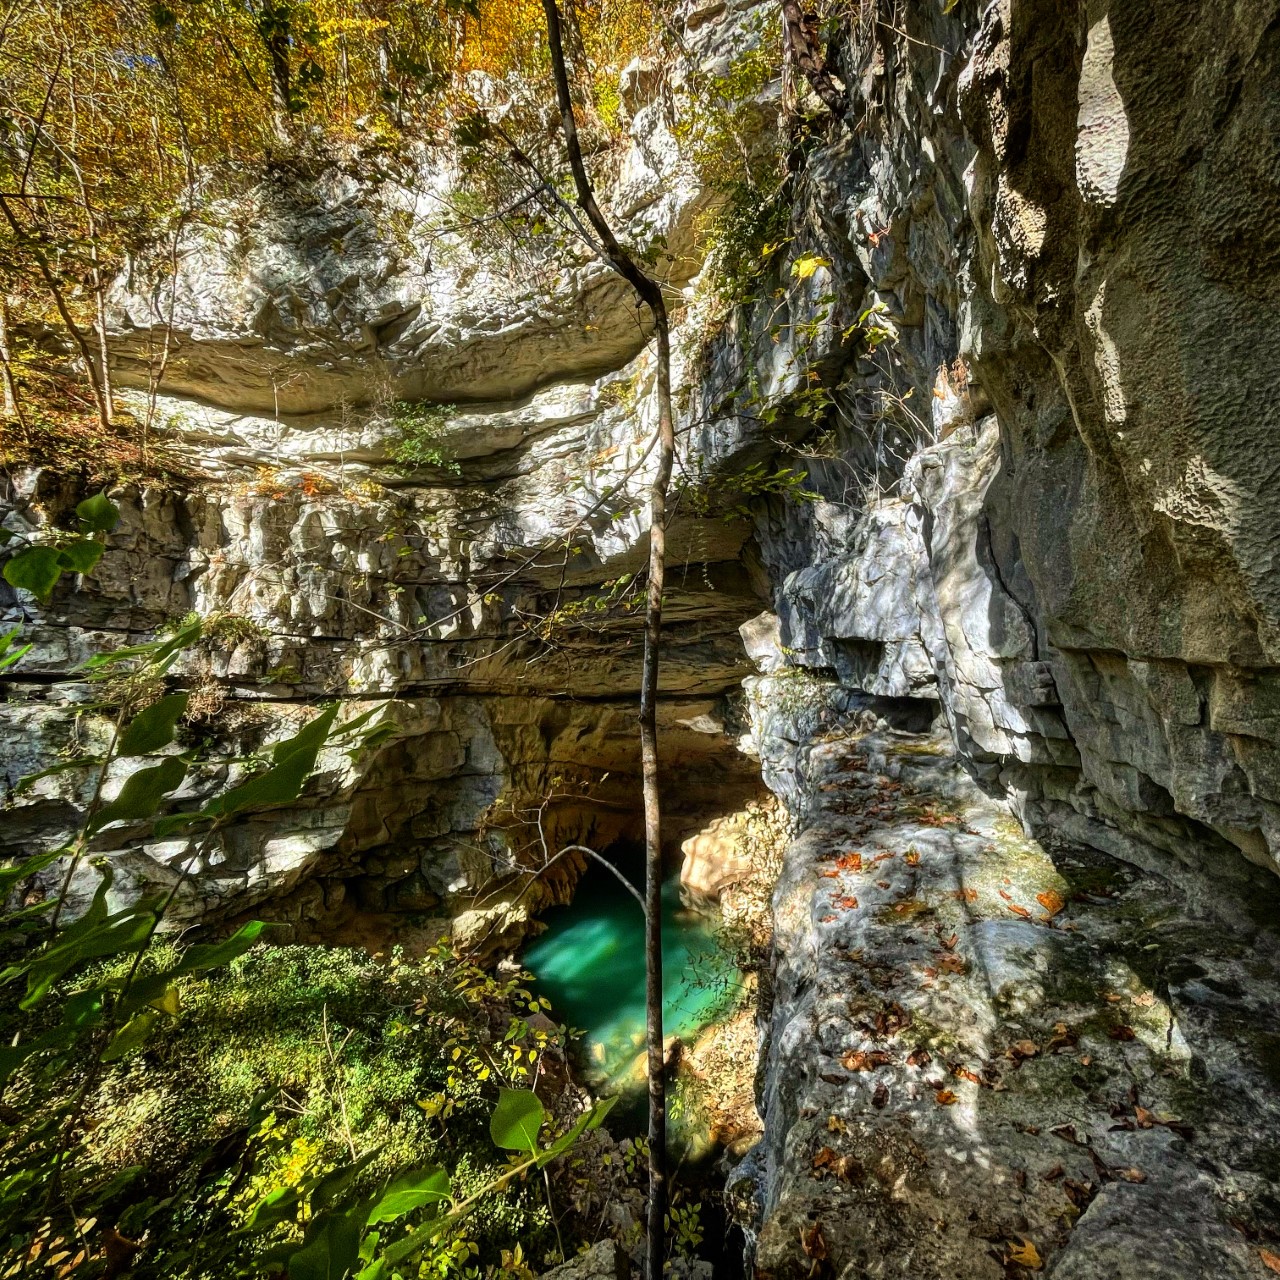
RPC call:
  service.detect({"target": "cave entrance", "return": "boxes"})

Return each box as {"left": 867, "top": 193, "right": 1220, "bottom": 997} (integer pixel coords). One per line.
{"left": 522, "top": 835, "right": 740, "bottom": 1089}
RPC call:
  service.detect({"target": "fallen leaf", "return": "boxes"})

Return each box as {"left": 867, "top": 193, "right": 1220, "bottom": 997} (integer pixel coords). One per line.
{"left": 876, "top": 879, "right": 892, "bottom": 889}
{"left": 872, "top": 1081, "right": 889, "bottom": 1109}
{"left": 842, "top": 1049, "right": 892, "bottom": 1072}
{"left": 1005, "top": 1238, "right": 1043, "bottom": 1270}
{"left": 1036, "top": 890, "right": 1066, "bottom": 918}
{"left": 1042, "top": 1164, "right": 1064, "bottom": 1182}
{"left": 826, "top": 1114, "right": 847, "bottom": 1134}
{"left": 1007, "top": 903, "right": 1033, "bottom": 919}
{"left": 1134, "top": 1105, "right": 1156, "bottom": 1129}
{"left": 906, "top": 1047, "right": 932, "bottom": 1068}
{"left": 1259, "top": 1248, "right": 1280, "bottom": 1274}
{"left": 835, "top": 894, "right": 860, "bottom": 910}
{"left": 935, "top": 1089, "right": 958, "bottom": 1106}
{"left": 1046, "top": 1023, "right": 1079, "bottom": 1052}
{"left": 939, "top": 932, "right": 959, "bottom": 950}
{"left": 904, "top": 850, "right": 921, "bottom": 867}
{"left": 1008, "top": 1039, "right": 1039, "bottom": 1062}
{"left": 837, "top": 852, "right": 863, "bottom": 872}
{"left": 998, "top": 889, "right": 1013, "bottom": 902}
{"left": 800, "top": 1220, "right": 828, "bottom": 1261}
{"left": 1112, "top": 1166, "right": 1146, "bottom": 1183}
{"left": 819, "top": 914, "right": 838, "bottom": 923}
{"left": 952, "top": 1065, "right": 983, "bottom": 1087}
{"left": 939, "top": 953, "right": 967, "bottom": 974}
{"left": 952, "top": 888, "right": 978, "bottom": 903}
{"left": 819, "top": 868, "right": 841, "bottom": 879}
{"left": 1103, "top": 992, "right": 1124, "bottom": 1004}
{"left": 1133, "top": 990, "right": 1156, "bottom": 1008}
{"left": 1108, "top": 1025, "right": 1136, "bottom": 1042}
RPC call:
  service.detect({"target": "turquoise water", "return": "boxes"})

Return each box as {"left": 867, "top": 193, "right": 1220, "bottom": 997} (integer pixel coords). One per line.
{"left": 523, "top": 861, "right": 740, "bottom": 1087}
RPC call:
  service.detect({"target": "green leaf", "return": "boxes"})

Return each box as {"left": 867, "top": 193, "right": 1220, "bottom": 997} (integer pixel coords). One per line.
{"left": 244, "top": 1186, "right": 302, "bottom": 1234}
{"left": 117, "top": 694, "right": 189, "bottom": 757}
{"left": 537, "top": 1095, "right": 617, "bottom": 1167}
{"left": 308, "top": 1150, "right": 381, "bottom": 1212}
{"left": 202, "top": 704, "right": 339, "bottom": 818}
{"left": 489, "top": 1087, "right": 544, "bottom": 1153}
{"left": 121, "top": 920, "right": 273, "bottom": 1014}
{"left": 22, "top": 910, "right": 156, "bottom": 1008}
{"left": 88, "top": 756, "right": 188, "bottom": 834}
{"left": 57, "top": 538, "right": 104, "bottom": 576}
{"left": 76, "top": 491, "right": 120, "bottom": 533}
{"left": 4, "top": 546, "right": 64, "bottom": 601}
{"left": 365, "top": 1168, "right": 451, "bottom": 1226}
{"left": 288, "top": 1209, "right": 364, "bottom": 1280}
{"left": 0, "top": 848, "right": 63, "bottom": 900}
{"left": 0, "top": 626, "right": 31, "bottom": 673}
{"left": 102, "top": 1009, "right": 160, "bottom": 1062}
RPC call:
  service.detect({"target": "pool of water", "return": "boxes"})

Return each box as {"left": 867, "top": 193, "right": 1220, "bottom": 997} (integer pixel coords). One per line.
{"left": 523, "top": 854, "right": 740, "bottom": 1088}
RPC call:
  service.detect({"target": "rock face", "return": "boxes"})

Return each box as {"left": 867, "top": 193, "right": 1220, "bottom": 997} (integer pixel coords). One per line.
{"left": 3, "top": 0, "right": 1280, "bottom": 1273}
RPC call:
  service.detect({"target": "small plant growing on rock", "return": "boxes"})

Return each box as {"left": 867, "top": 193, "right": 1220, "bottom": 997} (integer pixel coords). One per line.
{"left": 386, "top": 402, "right": 460, "bottom": 475}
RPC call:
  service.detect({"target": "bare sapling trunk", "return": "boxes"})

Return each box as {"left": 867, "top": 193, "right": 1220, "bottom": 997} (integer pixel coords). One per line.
{"left": 539, "top": 3, "right": 676, "bottom": 1276}
{"left": 780, "top": 0, "right": 847, "bottom": 120}
{"left": 0, "top": 294, "right": 24, "bottom": 428}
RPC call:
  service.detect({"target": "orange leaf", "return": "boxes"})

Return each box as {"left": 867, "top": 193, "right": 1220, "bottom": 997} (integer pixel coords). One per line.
{"left": 1007, "top": 903, "right": 1032, "bottom": 919}
{"left": 904, "top": 851, "right": 920, "bottom": 867}
{"left": 1005, "top": 1238, "right": 1043, "bottom": 1270}
{"left": 1036, "top": 890, "right": 1066, "bottom": 918}
{"left": 1259, "top": 1249, "right": 1280, "bottom": 1274}
{"left": 935, "top": 1089, "right": 958, "bottom": 1105}
{"left": 951, "top": 889, "right": 978, "bottom": 903}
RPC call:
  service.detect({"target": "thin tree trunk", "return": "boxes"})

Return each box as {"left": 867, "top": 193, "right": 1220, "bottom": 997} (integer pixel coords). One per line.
{"left": 780, "top": 0, "right": 848, "bottom": 120}
{"left": 0, "top": 195, "right": 111, "bottom": 430}
{"left": 540, "top": 4, "right": 675, "bottom": 1277}
{"left": 0, "top": 295, "right": 24, "bottom": 427}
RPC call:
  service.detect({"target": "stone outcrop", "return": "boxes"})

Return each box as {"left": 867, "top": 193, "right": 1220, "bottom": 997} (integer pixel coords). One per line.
{"left": 3, "top": 0, "right": 1280, "bottom": 1273}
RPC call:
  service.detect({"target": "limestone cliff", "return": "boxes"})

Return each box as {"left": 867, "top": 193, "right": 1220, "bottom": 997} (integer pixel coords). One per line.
{"left": 3, "top": 0, "right": 1280, "bottom": 1275}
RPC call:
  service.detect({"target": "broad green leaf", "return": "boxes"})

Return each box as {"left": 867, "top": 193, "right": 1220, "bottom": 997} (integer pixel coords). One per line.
{"left": 203, "top": 704, "right": 339, "bottom": 818}
{"left": 147, "top": 984, "right": 181, "bottom": 1016}
{"left": 102, "top": 1009, "right": 160, "bottom": 1062}
{"left": 489, "top": 1087, "right": 544, "bottom": 1153}
{"left": 76, "top": 491, "right": 120, "bottom": 533}
{"left": 365, "top": 1167, "right": 451, "bottom": 1225}
{"left": 117, "top": 694, "right": 189, "bottom": 757}
{"left": 57, "top": 538, "right": 104, "bottom": 576}
{"left": 22, "top": 910, "right": 156, "bottom": 1008}
{"left": 308, "top": 1150, "right": 381, "bottom": 1213}
{"left": 88, "top": 756, "right": 188, "bottom": 834}
{"left": 244, "top": 1186, "right": 302, "bottom": 1234}
{"left": 4, "top": 546, "right": 63, "bottom": 601}
{"left": 288, "top": 1209, "right": 364, "bottom": 1280}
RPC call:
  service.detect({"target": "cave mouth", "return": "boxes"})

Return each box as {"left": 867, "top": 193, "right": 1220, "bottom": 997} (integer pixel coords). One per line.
{"left": 522, "top": 836, "right": 741, "bottom": 1090}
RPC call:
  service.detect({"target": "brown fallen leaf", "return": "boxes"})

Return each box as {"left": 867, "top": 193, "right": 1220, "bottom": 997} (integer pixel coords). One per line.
{"left": 952, "top": 888, "right": 978, "bottom": 903}
{"left": 1036, "top": 890, "right": 1066, "bottom": 918}
{"left": 904, "top": 850, "right": 921, "bottom": 867}
{"left": 835, "top": 894, "right": 860, "bottom": 910}
{"left": 876, "top": 879, "right": 892, "bottom": 889}
{"left": 842, "top": 1049, "right": 892, "bottom": 1072}
{"left": 1005, "top": 1238, "right": 1043, "bottom": 1270}
{"left": 1042, "top": 1163, "right": 1065, "bottom": 1182}
{"left": 872, "top": 1081, "right": 889, "bottom": 1109}
{"left": 819, "top": 868, "right": 841, "bottom": 879}
{"left": 939, "top": 932, "right": 959, "bottom": 951}
{"left": 939, "top": 953, "right": 967, "bottom": 974}
{"left": 1134, "top": 1105, "right": 1156, "bottom": 1129}
{"left": 906, "top": 1047, "right": 932, "bottom": 1068}
{"left": 1008, "top": 1039, "right": 1039, "bottom": 1062}
{"left": 800, "top": 1220, "right": 828, "bottom": 1262}
{"left": 1108, "top": 1025, "right": 1136, "bottom": 1042}
{"left": 952, "top": 1065, "right": 983, "bottom": 1087}
{"left": 935, "top": 1089, "right": 958, "bottom": 1106}
{"left": 1007, "top": 903, "right": 1032, "bottom": 919}
{"left": 1112, "top": 1166, "right": 1146, "bottom": 1183}
{"left": 1259, "top": 1248, "right": 1280, "bottom": 1274}
{"left": 1046, "top": 1023, "right": 1079, "bottom": 1052}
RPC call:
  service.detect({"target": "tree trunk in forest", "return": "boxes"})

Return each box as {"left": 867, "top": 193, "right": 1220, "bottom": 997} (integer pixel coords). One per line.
{"left": 0, "top": 296, "right": 23, "bottom": 427}
{"left": 780, "top": 0, "right": 848, "bottom": 120}
{"left": 540, "top": 4, "right": 674, "bottom": 1276}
